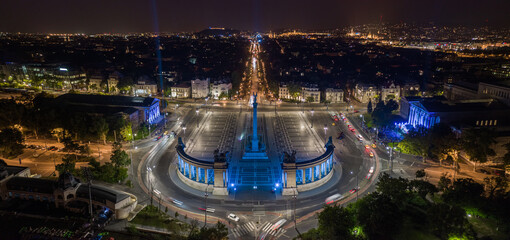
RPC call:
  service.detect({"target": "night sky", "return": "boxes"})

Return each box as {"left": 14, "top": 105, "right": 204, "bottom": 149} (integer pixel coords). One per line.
{"left": 1, "top": 0, "right": 509, "bottom": 33}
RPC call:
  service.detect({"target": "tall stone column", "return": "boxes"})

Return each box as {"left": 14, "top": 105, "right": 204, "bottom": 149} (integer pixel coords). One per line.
{"left": 252, "top": 93, "right": 259, "bottom": 151}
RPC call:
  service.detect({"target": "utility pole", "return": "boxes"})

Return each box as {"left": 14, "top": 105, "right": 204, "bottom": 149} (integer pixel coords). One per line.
{"left": 82, "top": 167, "right": 93, "bottom": 221}
{"left": 356, "top": 173, "right": 359, "bottom": 201}
{"left": 311, "top": 109, "right": 314, "bottom": 128}
{"left": 387, "top": 145, "right": 394, "bottom": 172}
{"left": 204, "top": 185, "right": 209, "bottom": 228}
{"left": 293, "top": 187, "right": 301, "bottom": 238}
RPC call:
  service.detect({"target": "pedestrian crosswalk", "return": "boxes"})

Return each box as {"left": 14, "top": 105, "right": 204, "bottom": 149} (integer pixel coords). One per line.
{"left": 231, "top": 220, "right": 287, "bottom": 239}
{"left": 258, "top": 221, "right": 287, "bottom": 239}
{"left": 232, "top": 221, "right": 256, "bottom": 238}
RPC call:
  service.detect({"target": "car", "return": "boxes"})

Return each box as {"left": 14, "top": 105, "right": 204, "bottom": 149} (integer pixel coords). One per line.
{"left": 371, "top": 143, "right": 377, "bottom": 148}
{"left": 368, "top": 166, "right": 374, "bottom": 174}
{"left": 227, "top": 213, "right": 240, "bottom": 222}
{"left": 354, "top": 110, "right": 359, "bottom": 113}
{"left": 154, "top": 135, "right": 162, "bottom": 141}
{"left": 365, "top": 145, "right": 370, "bottom": 149}
{"left": 272, "top": 219, "right": 287, "bottom": 231}
{"left": 350, "top": 128, "right": 355, "bottom": 132}
{"left": 199, "top": 207, "right": 215, "bottom": 213}
{"left": 349, "top": 188, "right": 359, "bottom": 193}
{"left": 325, "top": 193, "right": 344, "bottom": 204}
{"left": 172, "top": 199, "right": 183, "bottom": 205}
{"left": 369, "top": 152, "right": 374, "bottom": 158}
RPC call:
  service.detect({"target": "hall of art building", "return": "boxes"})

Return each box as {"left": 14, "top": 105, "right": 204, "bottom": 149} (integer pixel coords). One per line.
{"left": 401, "top": 96, "right": 510, "bottom": 130}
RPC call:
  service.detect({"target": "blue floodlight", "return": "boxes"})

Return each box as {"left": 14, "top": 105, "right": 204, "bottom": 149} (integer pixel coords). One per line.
{"left": 275, "top": 183, "right": 280, "bottom": 187}
{"left": 230, "top": 183, "right": 234, "bottom": 187}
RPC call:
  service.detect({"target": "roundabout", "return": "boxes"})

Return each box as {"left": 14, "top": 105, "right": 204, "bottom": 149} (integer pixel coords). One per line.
{"left": 134, "top": 41, "right": 382, "bottom": 239}
{"left": 135, "top": 100, "right": 381, "bottom": 239}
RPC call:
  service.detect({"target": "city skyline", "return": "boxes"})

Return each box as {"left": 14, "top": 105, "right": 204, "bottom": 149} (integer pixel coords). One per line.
{"left": 1, "top": 0, "right": 510, "bottom": 33}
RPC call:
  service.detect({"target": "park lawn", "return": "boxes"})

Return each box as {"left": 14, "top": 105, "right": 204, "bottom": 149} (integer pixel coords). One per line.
{"left": 468, "top": 217, "right": 508, "bottom": 240}
{"left": 394, "top": 219, "right": 440, "bottom": 240}
{"left": 130, "top": 205, "right": 183, "bottom": 233}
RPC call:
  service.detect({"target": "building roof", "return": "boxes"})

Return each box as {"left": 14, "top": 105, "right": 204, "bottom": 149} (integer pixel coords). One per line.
{"left": 76, "top": 184, "right": 129, "bottom": 203}
{"left": 57, "top": 94, "right": 158, "bottom": 108}
{"left": 173, "top": 83, "right": 191, "bottom": 88}
{"left": 417, "top": 99, "right": 508, "bottom": 113}
{"left": 6, "top": 177, "right": 57, "bottom": 194}
{"left": 480, "top": 81, "right": 510, "bottom": 89}
{"left": 64, "top": 104, "right": 139, "bottom": 116}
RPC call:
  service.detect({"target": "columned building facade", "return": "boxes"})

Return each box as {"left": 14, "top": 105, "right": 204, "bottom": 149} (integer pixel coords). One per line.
{"left": 281, "top": 137, "right": 335, "bottom": 195}
{"left": 407, "top": 102, "right": 440, "bottom": 129}
{"left": 175, "top": 138, "right": 228, "bottom": 195}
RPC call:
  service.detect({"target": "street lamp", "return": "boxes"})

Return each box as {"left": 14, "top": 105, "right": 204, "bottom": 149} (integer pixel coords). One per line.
{"left": 195, "top": 109, "right": 199, "bottom": 128}
{"left": 311, "top": 109, "right": 314, "bottom": 128}
{"left": 387, "top": 146, "right": 396, "bottom": 172}
{"left": 204, "top": 185, "right": 210, "bottom": 227}
{"left": 351, "top": 171, "right": 359, "bottom": 201}
{"left": 205, "top": 97, "right": 209, "bottom": 113}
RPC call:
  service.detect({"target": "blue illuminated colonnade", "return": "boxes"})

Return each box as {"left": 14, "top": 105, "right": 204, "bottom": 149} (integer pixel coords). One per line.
{"left": 407, "top": 102, "right": 440, "bottom": 129}
{"left": 175, "top": 138, "right": 228, "bottom": 195}
{"left": 281, "top": 137, "right": 336, "bottom": 195}
{"left": 146, "top": 103, "right": 161, "bottom": 124}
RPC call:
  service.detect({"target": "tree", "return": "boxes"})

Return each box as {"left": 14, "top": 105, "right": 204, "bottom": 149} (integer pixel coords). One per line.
{"left": 461, "top": 128, "right": 496, "bottom": 171}
{"left": 110, "top": 149, "right": 130, "bottom": 168}
{"left": 357, "top": 192, "right": 403, "bottom": 240}
{"left": 0, "top": 127, "right": 24, "bottom": 158}
{"left": 415, "top": 169, "right": 426, "bottom": 179}
{"left": 376, "top": 173, "right": 410, "bottom": 203}
{"left": 367, "top": 99, "right": 373, "bottom": 114}
{"left": 397, "top": 127, "right": 428, "bottom": 159}
{"left": 502, "top": 142, "right": 510, "bottom": 166}
{"left": 92, "top": 118, "right": 109, "bottom": 144}
{"left": 188, "top": 221, "right": 228, "bottom": 240}
{"left": 427, "top": 203, "right": 470, "bottom": 240}
{"left": 287, "top": 83, "right": 301, "bottom": 99}
{"left": 306, "top": 96, "right": 315, "bottom": 103}
{"left": 316, "top": 205, "right": 356, "bottom": 240}
{"left": 56, "top": 154, "right": 77, "bottom": 175}
{"left": 428, "top": 123, "right": 459, "bottom": 167}
{"left": 442, "top": 178, "right": 484, "bottom": 204}
{"left": 409, "top": 179, "right": 438, "bottom": 199}
{"left": 483, "top": 176, "right": 508, "bottom": 200}
{"left": 371, "top": 99, "right": 398, "bottom": 128}
{"left": 438, "top": 173, "right": 452, "bottom": 192}
{"left": 51, "top": 128, "right": 64, "bottom": 143}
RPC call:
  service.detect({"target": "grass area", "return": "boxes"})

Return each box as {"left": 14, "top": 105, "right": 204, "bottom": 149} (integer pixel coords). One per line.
{"left": 102, "top": 229, "right": 171, "bottom": 240}
{"left": 130, "top": 205, "right": 184, "bottom": 233}
{"left": 394, "top": 220, "right": 440, "bottom": 240}
{"left": 468, "top": 216, "right": 508, "bottom": 240}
